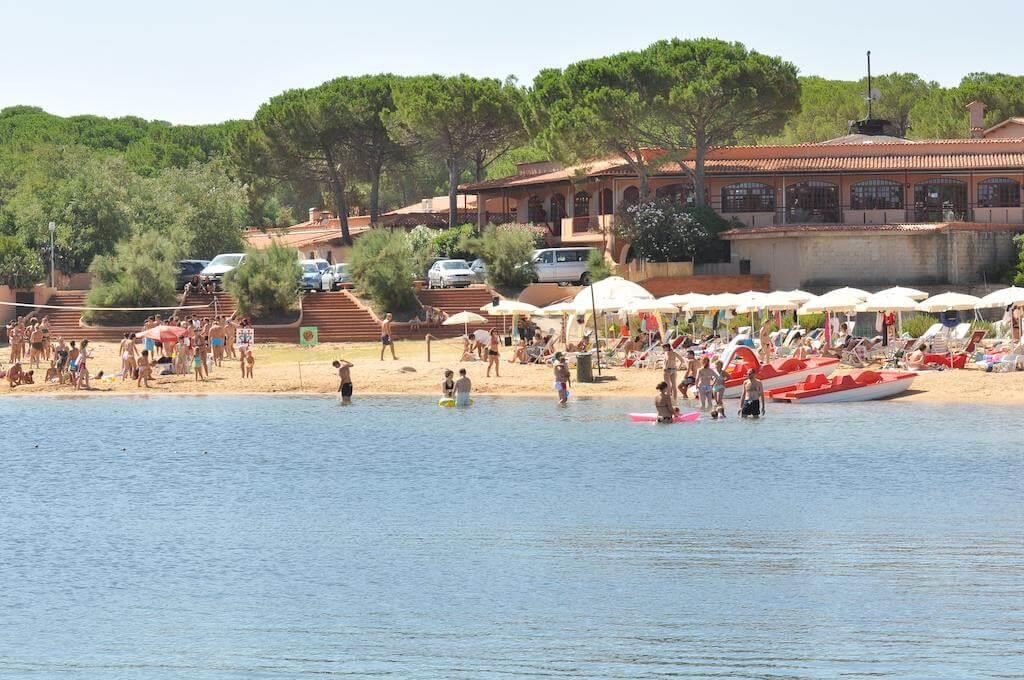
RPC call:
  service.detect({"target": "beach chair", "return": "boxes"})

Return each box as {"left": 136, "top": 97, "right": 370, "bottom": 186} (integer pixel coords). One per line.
{"left": 840, "top": 339, "right": 867, "bottom": 367}
{"left": 951, "top": 323, "right": 972, "bottom": 342}
{"left": 956, "top": 329, "right": 987, "bottom": 355}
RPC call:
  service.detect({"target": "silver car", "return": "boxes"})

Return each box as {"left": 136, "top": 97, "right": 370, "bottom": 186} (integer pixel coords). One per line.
{"left": 427, "top": 259, "right": 475, "bottom": 289}
{"left": 321, "top": 263, "right": 351, "bottom": 291}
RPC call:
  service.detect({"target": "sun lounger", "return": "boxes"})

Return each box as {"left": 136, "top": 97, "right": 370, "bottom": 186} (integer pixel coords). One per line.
{"left": 840, "top": 339, "right": 867, "bottom": 367}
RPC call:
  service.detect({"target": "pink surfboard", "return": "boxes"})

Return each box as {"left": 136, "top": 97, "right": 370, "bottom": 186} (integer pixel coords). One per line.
{"left": 628, "top": 412, "right": 701, "bottom": 423}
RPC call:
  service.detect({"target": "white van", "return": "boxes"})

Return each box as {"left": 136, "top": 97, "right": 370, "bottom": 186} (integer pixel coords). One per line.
{"left": 531, "top": 247, "right": 597, "bottom": 285}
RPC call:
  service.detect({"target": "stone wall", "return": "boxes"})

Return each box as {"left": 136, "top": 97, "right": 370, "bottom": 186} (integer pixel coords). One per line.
{"left": 730, "top": 229, "right": 1022, "bottom": 289}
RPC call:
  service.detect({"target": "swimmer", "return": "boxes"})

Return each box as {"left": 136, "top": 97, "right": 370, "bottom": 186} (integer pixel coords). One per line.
{"left": 441, "top": 369, "right": 455, "bottom": 399}
{"left": 654, "top": 381, "right": 678, "bottom": 424}
{"left": 454, "top": 368, "right": 472, "bottom": 407}
{"left": 739, "top": 368, "right": 765, "bottom": 419}
{"left": 553, "top": 352, "right": 571, "bottom": 405}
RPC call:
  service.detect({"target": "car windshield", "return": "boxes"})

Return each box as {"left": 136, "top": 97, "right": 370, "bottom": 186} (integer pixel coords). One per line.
{"left": 302, "top": 263, "right": 319, "bottom": 273}
{"left": 209, "top": 254, "right": 243, "bottom": 267}
{"left": 336, "top": 265, "right": 349, "bottom": 275}
{"left": 442, "top": 261, "right": 469, "bottom": 270}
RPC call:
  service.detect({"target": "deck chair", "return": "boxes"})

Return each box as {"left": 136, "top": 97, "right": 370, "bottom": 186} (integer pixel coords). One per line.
{"left": 840, "top": 339, "right": 867, "bottom": 367}
{"left": 955, "top": 329, "right": 987, "bottom": 355}
{"left": 951, "top": 323, "right": 972, "bottom": 342}
{"left": 993, "top": 344, "right": 1024, "bottom": 372}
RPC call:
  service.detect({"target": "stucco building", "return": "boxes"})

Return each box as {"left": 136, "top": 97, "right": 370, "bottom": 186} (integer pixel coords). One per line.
{"left": 460, "top": 102, "right": 1024, "bottom": 290}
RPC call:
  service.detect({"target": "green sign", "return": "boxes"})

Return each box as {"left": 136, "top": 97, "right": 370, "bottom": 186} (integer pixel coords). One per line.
{"left": 299, "top": 326, "right": 319, "bottom": 346}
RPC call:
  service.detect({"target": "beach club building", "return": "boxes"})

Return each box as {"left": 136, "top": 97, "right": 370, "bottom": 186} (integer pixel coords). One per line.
{"left": 459, "top": 102, "right": 1024, "bottom": 291}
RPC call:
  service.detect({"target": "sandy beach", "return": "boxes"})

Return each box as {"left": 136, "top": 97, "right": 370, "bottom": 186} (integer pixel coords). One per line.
{"left": 3, "top": 338, "right": 1022, "bottom": 405}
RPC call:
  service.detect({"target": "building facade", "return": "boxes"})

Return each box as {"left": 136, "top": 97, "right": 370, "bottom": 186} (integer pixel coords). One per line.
{"left": 460, "top": 113, "right": 1024, "bottom": 289}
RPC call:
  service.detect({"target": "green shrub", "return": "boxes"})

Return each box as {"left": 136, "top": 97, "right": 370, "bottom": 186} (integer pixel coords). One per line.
{"left": 614, "top": 198, "right": 712, "bottom": 262}
{"left": 224, "top": 242, "right": 301, "bottom": 318}
{"left": 433, "top": 224, "right": 476, "bottom": 260}
{"left": 900, "top": 313, "right": 938, "bottom": 338}
{"left": 350, "top": 228, "right": 417, "bottom": 312}
{"left": 407, "top": 225, "right": 439, "bottom": 277}
{"left": 587, "top": 249, "right": 613, "bottom": 282}
{"left": 462, "top": 224, "right": 535, "bottom": 290}
{"left": 0, "top": 236, "right": 45, "bottom": 289}
{"left": 85, "top": 229, "right": 182, "bottom": 323}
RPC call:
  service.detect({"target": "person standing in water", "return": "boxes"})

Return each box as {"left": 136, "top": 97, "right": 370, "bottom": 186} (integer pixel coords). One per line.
{"left": 454, "top": 368, "right": 472, "bottom": 407}
{"left": 712, "top": 359, "right": 727, "bottom": 417}
{"left": 441, "top": 369, "right": 456, "bottom": 399}
{"left": 380, "top": 313, "right": 397, "bottom": 361}
{"left": 655, "top": 381, "right": 678, "bottom": 423}
{"left": 662, "top": 343, "right": 682, "bottom": 404}
{"left": 553, "top": 352, "right": 571, "bottom": 405}
{"left": 739, "top": 368, "right": 765, "bottom": 419}
{"left": 333, "top": 359, "right": 354, "bottom": 404}
{"left": 695, "top": 357, "right": 717, "bottom": 411}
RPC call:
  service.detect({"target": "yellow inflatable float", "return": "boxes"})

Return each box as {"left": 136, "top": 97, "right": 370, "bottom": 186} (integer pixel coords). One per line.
{"left": 438, "top": 398, "right": 473, "bottom": 407}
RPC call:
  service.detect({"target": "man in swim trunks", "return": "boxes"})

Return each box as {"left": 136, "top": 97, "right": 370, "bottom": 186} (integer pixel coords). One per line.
{"left": 553, "top": 352, "right": 571, "bottom": 405}
{"left": 333, "top": 359, "right": 354, "bottom": 404}
{"left": 662, "top": 343, "right": 682, "bottom": 404}
{"left": 739, "top": 368, "right": 765, "bottom": 419}
{"left": 454, "top": 368, "right": 472, "bottom": 407}
{"left": 380, "top": 313, "right": 397, "bottom": 361}
{"left": 681, "top": 349, "right": 700, "bottom": 400}
{"left": 209, "top": 318, "right": 225, "bottom": 366}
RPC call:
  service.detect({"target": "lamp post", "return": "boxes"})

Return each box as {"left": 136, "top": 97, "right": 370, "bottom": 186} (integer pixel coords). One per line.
{"left": 48, "top": 221, "right": 56, "bottom": 287}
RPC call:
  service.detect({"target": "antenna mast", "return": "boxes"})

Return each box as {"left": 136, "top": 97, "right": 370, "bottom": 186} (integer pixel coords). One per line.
{"left": 866, "top": 50, "right": 873, "bottom": 119}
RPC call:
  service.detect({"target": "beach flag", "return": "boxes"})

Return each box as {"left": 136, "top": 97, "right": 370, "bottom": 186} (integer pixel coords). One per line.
{"left": 299, "top": 326, "right": 319, "bottom": 346}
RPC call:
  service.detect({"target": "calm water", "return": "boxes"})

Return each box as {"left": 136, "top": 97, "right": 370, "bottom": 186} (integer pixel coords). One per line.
{"left": 1, "top": 395, "right": 1023, "bottom": 679}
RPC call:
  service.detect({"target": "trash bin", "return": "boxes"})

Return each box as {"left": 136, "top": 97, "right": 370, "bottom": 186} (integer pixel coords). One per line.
{"left": 576, "top": 353, "right": 594, "bottom": 383}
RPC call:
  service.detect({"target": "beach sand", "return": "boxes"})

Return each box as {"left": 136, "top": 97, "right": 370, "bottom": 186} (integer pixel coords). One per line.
{"left": 3, "top": 338, "right": 1022, "bottom": 404}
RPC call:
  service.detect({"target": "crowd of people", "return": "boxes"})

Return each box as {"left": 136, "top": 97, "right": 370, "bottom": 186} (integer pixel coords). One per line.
{"left": 2, "top": 312, "right": 256, "bottom": 390}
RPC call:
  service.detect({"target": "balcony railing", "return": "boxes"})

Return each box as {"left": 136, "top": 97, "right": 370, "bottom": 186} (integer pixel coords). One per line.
{"left": 781, "top": 207, "right": 841, "bottom": 224}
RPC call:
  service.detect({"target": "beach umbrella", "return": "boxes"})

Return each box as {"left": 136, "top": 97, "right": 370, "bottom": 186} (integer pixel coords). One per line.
{"left": 136, "top": 324, "right": 188, "bottom": 344}
{"left": 799, "top": 290, "right": 865, "bottom": 314}
{"left": 693, "top": 292, "right": 743, "bottom": 311}
{"left": 480, "top": 300, "right": 539, "bottom": 315}
{"left": 977, "top": 286, "right": 1024, "bottom": 308}
{"left": 856, "top": 294, "right": 921, "bottom": 313}
{"left": 620, "top": 299, "right": 680, "bottom": 315}
{"left": 571, "top": 276, "right": 653, "bottom": 312}
{"left": 825, "top": 286, "right": 871, "bottom": 301}
{"left": 917, "top": 291, "right": 981, "bottom": 312}
{"left": 657, "top": 293, "right": 703, "bottom": 308}
{"left": 538, "top": 300, "right": 580, "bottom": 316}
{"left": 781, "top": 289, "right": 814, "bottom": 304}
{"left": 443, "top": 310, "right": 486, "bottom": 335}
{"left": 876, "top": 285, "right": 928, "bottom": 301}
{"left": 736, "top": 291, "right": 799, "bottom": 313}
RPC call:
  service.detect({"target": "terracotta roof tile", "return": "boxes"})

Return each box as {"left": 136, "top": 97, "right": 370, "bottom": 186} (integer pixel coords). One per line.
{"left": 721, "top": 222, "right": 1024, "bottom": 238}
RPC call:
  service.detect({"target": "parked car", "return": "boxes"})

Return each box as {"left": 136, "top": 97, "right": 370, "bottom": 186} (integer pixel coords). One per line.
{"left": 201, "top": 253, "right": 246, "bottom": 286}
{"left": 299, "top": 259, "right": 326, "bottom": 292}
{"left": 469, "top": 258, "right": 487, "bottom": 283}
{"left": 427, "top": 259, "right": 475, "bottom": 289}
{"left": 321, "top": 263, "right": 351, "bottom": 291}
{"left": 177, "top": 259, "right": 209, "bottom": 290}
{"left": 531, "top": 247, "right": 597, "bottom": 285}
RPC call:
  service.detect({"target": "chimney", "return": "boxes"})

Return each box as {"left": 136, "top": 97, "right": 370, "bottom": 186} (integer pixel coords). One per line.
{"left": 967, "top": 100, "right": 987, "bottom": 138}
{"left": 309, "top": 207, "right": 323, "bottom": 223}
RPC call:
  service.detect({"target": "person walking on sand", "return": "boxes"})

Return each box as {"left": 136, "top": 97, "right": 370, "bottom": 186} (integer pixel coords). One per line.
{"left": 454, "top": 368, "right": 472, "bottom": 407}
{"left": 380, "top": 313, "right": 397, "bottom": 361}
{"left": 758, "top": 319, "right": 773, "bottom": 362}
{"left": 138, "top": 349, "right": 153, "bottom": 388}
{"left": 486, "top": 329, "right": 501, "bottom": 377}
{"left": 553, "top": 352, "right": 571, "bottom": 405}
{"left": 333, "top": 359, "right": 353, "bottom": 404}
{"left": 739, "top": 368, "right": 765, "bottom": 419}
{"left": 74, "top": 339, "right": 91, "bottom": 390}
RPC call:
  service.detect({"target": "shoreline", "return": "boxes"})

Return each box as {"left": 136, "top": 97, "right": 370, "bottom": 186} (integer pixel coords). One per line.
{"left": 2, "top": 340, "right": 1022, "bottom": 405}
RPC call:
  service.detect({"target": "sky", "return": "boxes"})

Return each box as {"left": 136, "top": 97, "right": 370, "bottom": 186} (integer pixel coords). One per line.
{"left": 2, "top": 0, "right": 1023, "bottom": 125}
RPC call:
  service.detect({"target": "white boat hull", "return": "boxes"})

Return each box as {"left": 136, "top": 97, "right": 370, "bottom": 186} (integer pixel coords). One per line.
{"left": 778, "top": 376, "right": 916, "bottom": 404}
{"left": 723, "top": 363, "right": 838, "bottom": 399}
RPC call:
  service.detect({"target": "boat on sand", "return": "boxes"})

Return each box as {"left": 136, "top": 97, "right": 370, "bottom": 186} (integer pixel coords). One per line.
{"left": 768, "top": 370, "right": 917, "bottom": 404}
{"left": 721, "top": 345, "right": 840, "bottom": 399}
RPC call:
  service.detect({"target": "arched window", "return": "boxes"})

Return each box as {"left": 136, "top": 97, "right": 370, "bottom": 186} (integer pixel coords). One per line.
{"left": 914, "top": 178, "right": 967, "bottom": 221}
{"left": 527, "top": 195, "right": 547, "bottom": 222}
{"left": 851, "top": 179, "right": 904, "bottom": 210}
{"left": 549, "top": 193, "right": 566, "bottom": 237}
{"left": 722, "top": 182, "right": 775, "bottom": 213}
{"left": 655, "top": 182, "right": 695, "bottom": 206}
{"left": 573, "top": 191, "right": 590, "bottom": 217}
{"left": 785, "top": 181, "right": 839, "bottom": 223}
{"left": 978, "top": 177, "right": 1021, "bottom": 208}
{"left": 599, "top": 188, "right": 613, "bottom": 215}
{"left": 622, "top": 186, "right": 640, "bottom": 205}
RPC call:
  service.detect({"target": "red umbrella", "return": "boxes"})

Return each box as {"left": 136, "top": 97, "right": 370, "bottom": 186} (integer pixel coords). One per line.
{"left": 136, "top": 325, "right": 188, "bottom": 344}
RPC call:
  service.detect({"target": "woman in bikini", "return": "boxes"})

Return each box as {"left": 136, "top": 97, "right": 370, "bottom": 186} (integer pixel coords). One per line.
{"left": 486, "top": 329, "right": 501, "bottom": 378}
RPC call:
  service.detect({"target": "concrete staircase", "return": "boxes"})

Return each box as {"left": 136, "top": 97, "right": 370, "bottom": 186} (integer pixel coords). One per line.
{"left": 300, "top": 291, "right": 382, "bottom": 342}
{"left": 180, "top": 291, "right": 237, "bottom": 318}
{"left": 413, "top": 286, "right": 503, "bottom": 338}
{"left": 38, "top": 291, "right": 129, "bottom": 342}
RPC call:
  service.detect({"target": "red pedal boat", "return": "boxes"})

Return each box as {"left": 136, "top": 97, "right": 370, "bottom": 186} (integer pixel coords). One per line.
{"left": 768, "top": 370, "right": 917, "bottom": 404}
{"left": 721, "top": 346, "right": 840, "bottom": 399}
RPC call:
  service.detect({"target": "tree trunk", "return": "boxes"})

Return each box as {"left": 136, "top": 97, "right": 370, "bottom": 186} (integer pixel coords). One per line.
{"left": 446, "top": 158, "right": 460, "bottom": 227}
{"left": 474, "top": 151, "right": 485, "bottom": 182}
{"left": 638, "top": 164, "right": 650, "bottom": 199}
{"left": 324, "top": 151, "right": 351, "bottom": 245}
{"left": 693, "top": 130, "right": 708, "bottom": 208}
{"left": 369, "top": 164, "right": 381, "bottom": 225}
